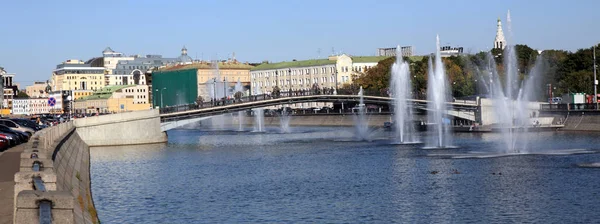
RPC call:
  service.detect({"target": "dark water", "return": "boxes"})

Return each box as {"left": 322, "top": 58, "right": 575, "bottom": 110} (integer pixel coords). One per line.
{"left": 91, "top": 126, "right": 600, "bottom": 223}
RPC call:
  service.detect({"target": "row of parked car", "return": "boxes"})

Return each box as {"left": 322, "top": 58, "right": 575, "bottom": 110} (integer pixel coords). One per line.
{"left": 0, "top": 118, "right": 47, "bottom": 151}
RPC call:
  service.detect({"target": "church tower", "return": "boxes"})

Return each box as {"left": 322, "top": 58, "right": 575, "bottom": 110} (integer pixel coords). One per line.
{"left": 494, "top": 18, "right": 506, "bottom": 50}
{"left": 181, "top": 46, "right": 188, "bottom": 56}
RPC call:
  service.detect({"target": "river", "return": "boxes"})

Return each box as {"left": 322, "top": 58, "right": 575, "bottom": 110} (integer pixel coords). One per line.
{"left": 91, "top": 126, "right": 600, "bottom": 223}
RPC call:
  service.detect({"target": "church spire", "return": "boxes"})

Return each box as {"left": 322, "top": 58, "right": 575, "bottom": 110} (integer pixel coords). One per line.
{"left": 494, "top": 18, "right": 506, "bottom": 50}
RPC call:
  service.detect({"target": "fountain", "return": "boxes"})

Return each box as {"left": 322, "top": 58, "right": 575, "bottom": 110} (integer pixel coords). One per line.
{"left": 425, "top": 35, "right": 453, "bottom": 148}
{"left": 206, "top": 60, "right": 228, "bottom": 130}
{"left": 234, "top": 78, "right": 245, "bottom": 131}
{"left": 354, "top": 86, "right": 370, "bottom": 141}
{"left": 390, "top": 45, "right": 418, "bottom": 144}
{"left": 486, "top": 10, "right": 543, "bottom": 153}
{"left": 280, "top": 110, "right": 291, "bottom": 133}
{"left": 252, "top": 88, "right": 265, "bottom": 132}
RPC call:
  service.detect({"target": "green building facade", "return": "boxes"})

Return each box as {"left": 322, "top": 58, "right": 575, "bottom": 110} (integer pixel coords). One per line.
{"left": 152, "top": 69, "right": 198, "bottom": 108}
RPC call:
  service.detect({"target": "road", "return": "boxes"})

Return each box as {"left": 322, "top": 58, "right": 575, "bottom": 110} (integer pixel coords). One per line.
{"left": 0, "top": 144, "right": 25, "bottom": 224}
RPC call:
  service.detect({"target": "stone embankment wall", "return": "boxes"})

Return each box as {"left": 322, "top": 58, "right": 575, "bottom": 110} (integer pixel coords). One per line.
{"left": 562, "top": 113, "right": 600, "bottom": 131}
{"left": 74, "top": 109, "right": 167, "bottom": 146}
{"left": 14, "top": 122, "right": 98, "bottom": 224}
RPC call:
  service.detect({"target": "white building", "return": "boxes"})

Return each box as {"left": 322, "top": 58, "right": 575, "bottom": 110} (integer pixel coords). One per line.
{"left": 113, "top": 85, "right": 151, "bottom": 105}
{"left": 11, "top": 98, "right": 50, "bottom": 115}
{"left": 494, "top": 18, "right": 506, "bottom": 50}
{"left": 250, "top": 55, "right": 389, "bottom": 108}
{"left": 377, "top": 46, "right": 413, "bottom": 57}
{"left": 12, "top": 99, "right": 29, "bottom": 115}
{"left": 440, "top": 46, "right": 464, "bottom": 57}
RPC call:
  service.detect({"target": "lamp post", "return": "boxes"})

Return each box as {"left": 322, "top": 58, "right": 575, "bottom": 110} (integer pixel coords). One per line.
{"left": 212, "top": 78, "right": 217, "bottom": 106}
{"left": 161, "top": 87, "right": 166, "bottom": 108}
{"left": 334, "top": 67, "right": 338, "bottom": 95}
{"left": 223, "top": 77, "right": 227, "bottom": 103}
{"left": 288, "top": 68, "right": 292, "bottom": 97}
{"left": 593, "top": 45, "right": 598, "bottom": 109}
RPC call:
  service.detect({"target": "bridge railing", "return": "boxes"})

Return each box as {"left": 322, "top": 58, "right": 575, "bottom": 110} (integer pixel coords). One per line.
{"left": 157, "top": 89, "right": 466, "bottom": 115}
{"left": 540, "top": 103, "right": 600, "bottom": 111}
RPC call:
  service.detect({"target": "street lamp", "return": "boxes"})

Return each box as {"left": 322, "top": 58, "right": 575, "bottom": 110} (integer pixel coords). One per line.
{"left": 593, "top": 45, "right": 598, "bottom": 108}
{"left": 223, "top": 77, "right": 227, "bottom": 101}
{"left": 162, "top": 87, "right": 166, "bottom": 108}
{"left": 334, "top": 67, "right": 338, "bottom": 95}
{"left": 212, "top": 77, "right": 217, "bottom": 105}
{"left": 288, "top": 68, "right": 292, "bottom": 97}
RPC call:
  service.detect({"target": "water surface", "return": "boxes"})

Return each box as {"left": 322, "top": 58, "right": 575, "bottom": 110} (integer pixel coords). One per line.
{"left": 91, "top": 127, "right": 600, "bottom": 223}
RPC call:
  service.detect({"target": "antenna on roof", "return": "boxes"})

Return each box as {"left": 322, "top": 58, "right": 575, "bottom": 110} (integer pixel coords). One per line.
{"left": 331, "top": 47, "right": 335, "bottom": 56}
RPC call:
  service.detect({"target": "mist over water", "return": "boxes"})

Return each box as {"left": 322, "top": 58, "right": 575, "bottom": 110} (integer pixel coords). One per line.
{"left": 390, "top": 46, "right": 418, "bottom": 144}
{"left": 426, "top": 35, "right": 453, "bottom": 148}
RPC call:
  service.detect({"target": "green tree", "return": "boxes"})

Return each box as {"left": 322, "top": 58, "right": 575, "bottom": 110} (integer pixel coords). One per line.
{"left": 16, "top": 91, "right": 29, "bottom": 98}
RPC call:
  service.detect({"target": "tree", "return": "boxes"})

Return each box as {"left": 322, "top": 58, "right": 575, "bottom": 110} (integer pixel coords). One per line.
{"left": 234, "top": 91, "right": 244, "bottom": 101}
{"left": 16, "top": 91, "right": 29, "bottom": 99}
{"left": 271, "top": 86, "right": 281, "bottom": 98}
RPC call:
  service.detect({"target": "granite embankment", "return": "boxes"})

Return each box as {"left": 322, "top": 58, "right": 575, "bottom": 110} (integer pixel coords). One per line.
{"left": 561, "top": 113, "right": 600, "bottom": 131}
{"left": 13, "top": 122, "right": 98, "bottom": 224}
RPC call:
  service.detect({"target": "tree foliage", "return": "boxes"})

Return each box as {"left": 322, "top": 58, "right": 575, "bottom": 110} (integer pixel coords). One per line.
{"left": 348, "top": 43, "right": 599, "bottom": 99}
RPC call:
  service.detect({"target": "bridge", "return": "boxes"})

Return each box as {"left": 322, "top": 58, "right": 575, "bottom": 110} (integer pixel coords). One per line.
{"left": 158, "top": 94, "right": 480, "bottom": 131}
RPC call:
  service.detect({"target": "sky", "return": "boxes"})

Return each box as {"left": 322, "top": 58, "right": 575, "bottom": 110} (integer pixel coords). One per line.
{"left": 1, "top": 0, "right": 599, "bottom": 86}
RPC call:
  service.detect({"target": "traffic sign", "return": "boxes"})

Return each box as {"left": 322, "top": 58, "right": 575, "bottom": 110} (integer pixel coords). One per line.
{"left": 48, "top": 97, "right": 56, "bottom": 107}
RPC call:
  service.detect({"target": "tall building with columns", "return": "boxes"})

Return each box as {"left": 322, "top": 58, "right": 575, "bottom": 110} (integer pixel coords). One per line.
{"left": 494, "top": 18, "right": 506, "bottom": 50}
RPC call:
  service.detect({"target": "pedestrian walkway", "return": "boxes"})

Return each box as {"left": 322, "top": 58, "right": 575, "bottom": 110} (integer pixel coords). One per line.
{"left": 0, "top": 144, "right": 26, "bottom": 224}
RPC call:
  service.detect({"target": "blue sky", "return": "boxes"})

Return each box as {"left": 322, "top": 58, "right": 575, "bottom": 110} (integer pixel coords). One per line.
{"left": 1, "top": 0, "right": 598, "bottom": 86}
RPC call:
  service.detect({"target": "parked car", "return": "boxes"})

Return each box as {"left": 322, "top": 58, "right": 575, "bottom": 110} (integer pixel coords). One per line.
{"left": 0, "top": 133, "right": 15, "bottom": 148}
{"left": 0, "top": 125, "right": 26, "bottom": 145}
{"left": 0, "top": 125, "right": 28, "bottom": 143}
{"left": 11, "top": 118, "right": 41, "bottom": 131}
{"left": 0, "top": 119, "right": 35, "bottom": 135}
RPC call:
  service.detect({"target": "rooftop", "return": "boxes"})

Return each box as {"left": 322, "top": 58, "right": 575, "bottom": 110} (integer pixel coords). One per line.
{"left": 351, "top": 56, "right": 392, "bottom": 63}
{"left": 77, "top": 85, "right": 135, "bottom": 101}
{"left": 160, "top": 62, "right": 254, "bottom": 71}
{"left": 251, "top": 59, "right": 335, "bottom": 71}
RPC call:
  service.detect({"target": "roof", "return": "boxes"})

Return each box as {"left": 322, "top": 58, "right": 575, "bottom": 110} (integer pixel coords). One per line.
{"left": 103, "top": 47, "right": 114, "bottom": 54}
{"left": 350, "top": 56, "right": 392, "bottom": 63}
{"left": 160, "top": 62, "right": 254, "bottom": 71}
{"left": 95, "top": 85, "right": 135, "bottom": 94}
{"left": 251, "top": 59, "right": 335, "bottom": 71}
{"left": 77, "top": 85, "right": 135, "bottom": 101}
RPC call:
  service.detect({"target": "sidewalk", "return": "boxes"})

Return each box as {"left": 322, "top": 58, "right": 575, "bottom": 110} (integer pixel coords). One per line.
{"left": 0, "top": 144, "right": 25, "bottom": 224}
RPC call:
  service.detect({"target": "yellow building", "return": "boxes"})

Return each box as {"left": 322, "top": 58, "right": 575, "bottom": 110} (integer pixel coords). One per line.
{"left": 26, "top": 82, "right": 50, "bottom": 98}
{"left": 51, "top": 59, "right": 106, "bottom": 92}
{"left": 74, "top": 85, "right": 151, "bottom": 114}
{"left": 73, "top": 90, "right": 94, "bottom": 100}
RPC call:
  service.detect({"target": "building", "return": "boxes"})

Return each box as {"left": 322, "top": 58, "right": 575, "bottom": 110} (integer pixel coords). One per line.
{"left": 12, "top": 99, "right": 29, "bottom": 115}
{"left": 494, "top": 18, "right": 506, "bottom": 50}
{"left": 72, "top": 90, "right": 94, "bottom": 100}
{"left": 1, "top": 72, "right": 18, "bottom": 111}
{"left": 26, "top": 81, "right": 51, "bottom": 98}
{"left": 248, "top": 55, "right": 389, "bottom": 108}
{"left": 377, "top": 46, "right": 413, "bottom": 57}
{"left": 152, "top": 61, "right": 253, "bottom": 107}
{"left": 12, "top": 98, "right": 51, "bottom": 115}
{"left": 51, "top": 59, "right": 105, "bottom": 92}
{"left": 440, "top": 46, "right": 464, "bottom": 57}
{"left": 73, "top": 85, "right": 151, "bottom": 114}
{"left": 250, "top": 54, "right": 390, "bottom": 94}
